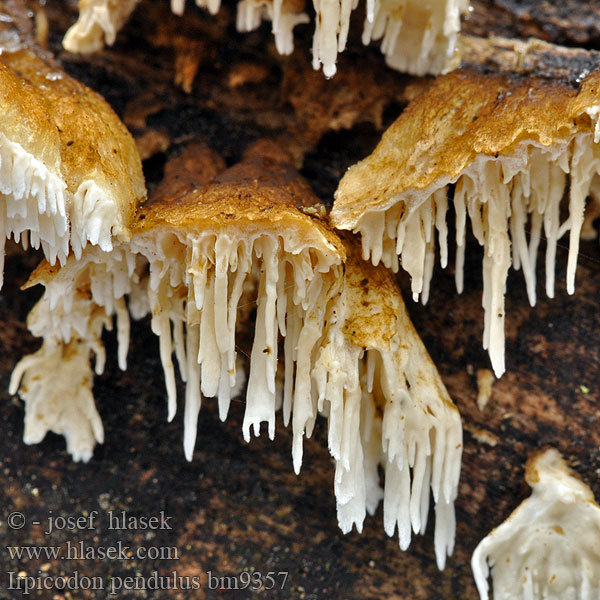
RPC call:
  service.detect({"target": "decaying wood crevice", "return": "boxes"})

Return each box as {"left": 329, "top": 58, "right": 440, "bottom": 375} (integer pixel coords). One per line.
{"left": 460, "top": 35, "right": 600, "bottom": 85}
{"left": 460, "top": 35, "right": 600, "bottom": 88}
{"left": 467, "top": 0, "right": 600, "bottom": 48}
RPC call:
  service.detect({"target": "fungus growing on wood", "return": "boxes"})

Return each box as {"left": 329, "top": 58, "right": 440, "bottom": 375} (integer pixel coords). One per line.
{"left": 331, "top": 68, "right": 600, "bottom": 376}
{"left": 64, "top": 0, "right": 469, "bottom": 78}
{"left": 12, "top": 140, "right": 346, "bottom": 463}
{"left": 11, "top": 141, "right": 462, "bottom": 565}
{"left": 129, "top": 141, "right": 347, "bottom": 463}
{"left": 316, "top": 237, "right": 462, "bottom": 569}
{"left": 472, "top": 448, "right": 600, "bottom": 600}
{"left": 0, "top": 8, "right": 145, "bottom": 286}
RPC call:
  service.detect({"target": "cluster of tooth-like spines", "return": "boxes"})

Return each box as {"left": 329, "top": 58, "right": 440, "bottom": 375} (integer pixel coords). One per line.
{"left": 356, "top": 134, "right": 599, "bottom": 377}
{"left": 0, "top": 133, "right": 69, "bottom": 286}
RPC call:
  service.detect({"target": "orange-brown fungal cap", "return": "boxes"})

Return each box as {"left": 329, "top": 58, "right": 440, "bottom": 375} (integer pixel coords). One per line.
{"left": 2, "top": 48, "right": 146, "bottom": 234}
{"left": 332, "top": 68, "right": 600, "bottom": 377}
{"left": 135, "top": 140, "right": 345, "bottom": 260}
{"left": 333, "top": 70, "right": 587, "bottom": 227}
{"left": 0, "top": 6, "right": 146, "bottom": 270}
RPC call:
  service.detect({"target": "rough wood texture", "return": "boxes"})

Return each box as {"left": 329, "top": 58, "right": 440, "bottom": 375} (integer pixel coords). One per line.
{"left": 466, "top": 0, "right": 600, "bottom": 47}
{"left": 0, "top": 2, "right": 599, "bottom": 599}
{"left": 460, "top": 35, "right": 600, "bottom": 85}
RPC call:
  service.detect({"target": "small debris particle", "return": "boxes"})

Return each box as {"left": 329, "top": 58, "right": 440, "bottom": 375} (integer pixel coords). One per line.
{"left": 464, "top": 423, "right": 499, "bottom": 447}
{"left": 476, "top": 368, "right": 495, "bottom": 411}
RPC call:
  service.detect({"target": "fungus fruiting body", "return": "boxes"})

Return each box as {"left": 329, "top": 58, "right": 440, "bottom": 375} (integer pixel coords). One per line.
{"left": 12, "top": 140, "right": 346, "bottom": 464}
{"left": 11, "top": 141, "right": 462, "bottom": 565}
{"left": 472, "top": 448, "right": 600, "bottom": 600}
{"left": 332, "top": 69, "right": 600, "bottom": 376}
{"left": 0, "top": 7, "right": 145, "bottom": 286}
{"left": 64, "top": 0, "right": 469, "bottom": 78}
{"left": 317, "top": 237, "right": 462, "bottom": 569}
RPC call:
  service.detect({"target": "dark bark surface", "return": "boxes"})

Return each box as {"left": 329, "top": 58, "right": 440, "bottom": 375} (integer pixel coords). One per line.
{"left": 0, "top": 2, "right": 599, "bottom": 599}
{"left": 460, "top": 35, "right": 600, "bottom": 86}
{"left": 466, "top": 0, "right": 600, "bottom": 48}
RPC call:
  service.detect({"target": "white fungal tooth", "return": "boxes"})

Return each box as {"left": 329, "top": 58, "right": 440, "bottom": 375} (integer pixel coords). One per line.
{"left": 243, "top": 239, "right": 279, "bottom": 442}
{"left": 566, "top": 135, "right": 596, "bottom": 295}
{"left": 115, "top": 296, "right": 131, "bottom": 371}
{"left": 198, "top": 272, "right": 221, "bottom": 399}
{"left": 153, "top": 306, "right": 178, "bottom": 422}
{"left": 214, "top": 235, "right": 232, "bottom": 356}
{"left": 183, "top": 323, "right": 202, "bottom": 461}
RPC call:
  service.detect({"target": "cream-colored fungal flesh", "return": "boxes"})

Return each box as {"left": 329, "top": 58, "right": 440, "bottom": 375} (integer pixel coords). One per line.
{"left": 332, "top": 72, "right": 600, "bottom": 377}
{"left": 362, "top": 0, "right": 468, "bottom": 76}
{"left": 63, "top": 0, "right": 142, "bottom": 53}
{"left": 9, "top": 339, "right": 104, "bottom": 463}
{"left": 472, "top": 448, "right": 600, "bottom": 600}
{"left": 9, "top": 245, "right": 143, "bottom": 461}
{"left": 64, "top": 0, "right": 469, "bottom": 78}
